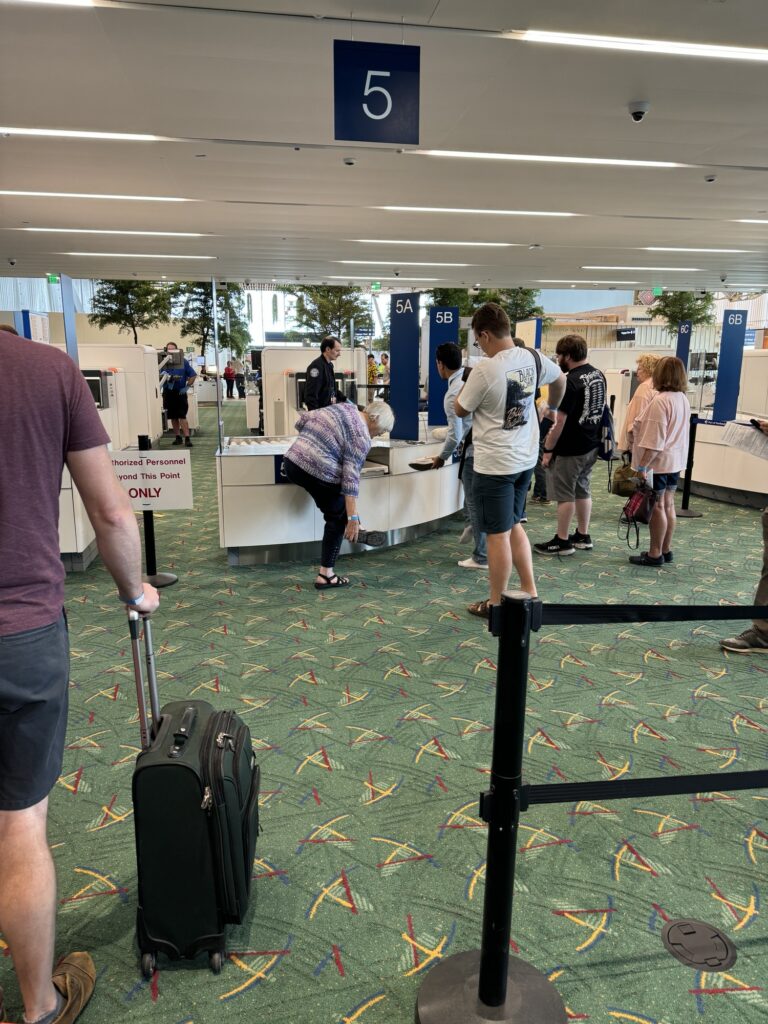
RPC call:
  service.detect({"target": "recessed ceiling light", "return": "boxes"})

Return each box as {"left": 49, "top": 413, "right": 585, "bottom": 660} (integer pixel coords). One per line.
{"left": 21, "top": 228, "right": 207, "bottom": 237}
{"left": 336, "top": 260, "right": 470, "bottom": 267}
{"left": 375, "top": 206, "right": 579, "bottom": 217}
{"left": 537, "top": 279, "right": 641, "bottom": 285}
{"left": 413, "top": 149, "right": 688, "bottom": 169}
{"left": 350, "top": 239, "right": 515, "bottom": 247}
{"left": 733, "top": 219, "right": 768, "bottom": 224}
{"left": 582, "top": 265, "right": 702, "bottom": 272}
{"left": 519, "top": 29, "right": 768, "bottom": 63}
{"left": 0, "top": 127, "right": 161, "bottom": 141}
{"left": 59, "top": 252, "right": 217, "bottom": 259}
{"left": 0, "top": 190, "right": 193, "bottom": 202}
{"left": 644, "top": 246, "right": 751, "bottom": 253}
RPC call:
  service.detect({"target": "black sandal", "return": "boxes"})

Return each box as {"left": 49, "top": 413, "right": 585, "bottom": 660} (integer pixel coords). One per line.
{"left": 314, "top": 573, "right": 350, "bottom": 590}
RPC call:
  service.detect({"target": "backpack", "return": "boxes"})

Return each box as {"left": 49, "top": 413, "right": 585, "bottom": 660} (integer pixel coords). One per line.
{"left": 596, "top": 373, "right": 616, "bottom": 462}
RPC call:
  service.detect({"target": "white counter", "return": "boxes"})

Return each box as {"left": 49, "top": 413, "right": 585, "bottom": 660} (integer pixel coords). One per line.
{"left": 216, "top": 436, "right": 464, "bottom": 564}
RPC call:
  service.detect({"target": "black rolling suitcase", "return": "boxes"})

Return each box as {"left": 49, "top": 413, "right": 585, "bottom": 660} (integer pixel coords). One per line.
{"left": 128, "top": 611, "right": 261, "bottom": 977}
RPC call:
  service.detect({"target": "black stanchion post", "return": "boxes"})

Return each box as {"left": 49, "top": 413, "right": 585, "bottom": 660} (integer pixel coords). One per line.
{"left": 678, "top": 413, "right": 703, "bottom": 519}
{"left": 138, "top": 435, "right": 178, "bottom": 589}
{"left": 415, "top": 591, "right": 567, "bottom": 1024}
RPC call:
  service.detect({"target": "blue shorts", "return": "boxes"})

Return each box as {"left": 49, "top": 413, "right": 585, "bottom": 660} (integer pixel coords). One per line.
{"left": 652, "top": 471, "right": 680, "bottom": 493}
{"left": 473, "top": 468, "right": 534, "bottom": 534}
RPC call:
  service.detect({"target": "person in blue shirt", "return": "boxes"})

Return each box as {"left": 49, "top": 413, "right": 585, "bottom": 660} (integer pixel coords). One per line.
{"left": 161, "top": 342, "right": 197, "bottom": 448}
{"left": 431, "top": 343, "right": 487, "bottom": 570}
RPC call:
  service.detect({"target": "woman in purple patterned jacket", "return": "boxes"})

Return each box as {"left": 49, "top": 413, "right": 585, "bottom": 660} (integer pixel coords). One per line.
{"left": 283, "top": 400, "right": 394, "bottom": 589}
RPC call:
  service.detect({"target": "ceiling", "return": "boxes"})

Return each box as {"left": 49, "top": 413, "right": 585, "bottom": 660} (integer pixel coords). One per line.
{"left": 2, "top": 0, "right": 768, "bottom": 291}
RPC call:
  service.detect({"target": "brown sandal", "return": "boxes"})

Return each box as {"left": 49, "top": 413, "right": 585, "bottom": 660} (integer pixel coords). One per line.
{"left": 467, "top": 599, "right": 492, "bottom": 619}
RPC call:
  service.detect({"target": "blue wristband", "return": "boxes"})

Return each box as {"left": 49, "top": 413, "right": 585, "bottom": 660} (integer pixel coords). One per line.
{"left": 349, "top": 515, "right": 360, "bottom": 521}
{"left": 121, "top": 589, "right": 145, "bottom": 606}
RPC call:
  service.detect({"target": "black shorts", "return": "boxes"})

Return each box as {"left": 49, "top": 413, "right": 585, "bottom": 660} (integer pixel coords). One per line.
{"left": 473, "top": 468, "right": 534, "bottom": 534}
{"left": 163, "top": 389, "right": 189, "bottom": 420}
{"left": 0, "top": 615, "right": 69, "bottom": 810}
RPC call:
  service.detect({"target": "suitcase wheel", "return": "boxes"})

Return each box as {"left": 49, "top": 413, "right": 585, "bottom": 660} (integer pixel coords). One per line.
{"left": 209, "top": 951, "right": 224, "bottom": 974}
{"left": 141, "top": 953, "right": 157, "bottom": 979}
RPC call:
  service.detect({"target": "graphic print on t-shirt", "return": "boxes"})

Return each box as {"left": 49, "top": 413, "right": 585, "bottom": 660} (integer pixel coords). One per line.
{"left": 578, "top": 369, "right": 606, "bottom": 426}
{"left": 503, "top": 363, "right": 537, "bottom": 430}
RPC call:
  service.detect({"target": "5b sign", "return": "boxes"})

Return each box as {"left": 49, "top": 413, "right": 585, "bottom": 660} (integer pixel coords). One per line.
{"left": 334, "top": 40, "right": 420, "bottom": 145}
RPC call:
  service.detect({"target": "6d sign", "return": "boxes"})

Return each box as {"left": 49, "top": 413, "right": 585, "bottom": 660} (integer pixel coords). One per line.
{"left": 334, "top": 40, "right": 420, "bottom": 145}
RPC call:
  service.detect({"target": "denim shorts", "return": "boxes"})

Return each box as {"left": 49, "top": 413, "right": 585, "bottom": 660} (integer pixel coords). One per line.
{"left": 652, "top": 471, "right": 681, "bottom": 493}
{"left": 0, "top": 614, "right": 69, "bottom": 810}
{"left": 473, "top": 468, "right": 534, "bottom": 534}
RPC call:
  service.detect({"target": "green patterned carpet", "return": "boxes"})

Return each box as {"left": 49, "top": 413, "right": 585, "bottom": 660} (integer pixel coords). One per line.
{"left": 3, "top": 403, "right": 767, "bottom": 1024}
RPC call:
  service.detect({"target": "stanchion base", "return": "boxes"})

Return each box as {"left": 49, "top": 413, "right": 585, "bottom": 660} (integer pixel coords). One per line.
{"left": 415, "top": 951, "right": 567, "bottom": 1024}
{"left": 143, "top": 572, "right": 178, "bottom": 589}
{"left": 677, "top": 508, "right": 703, "bottom": 519}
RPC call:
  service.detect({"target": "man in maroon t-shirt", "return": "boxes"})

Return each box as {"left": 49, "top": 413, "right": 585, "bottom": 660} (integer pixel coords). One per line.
{"left": 0, "top": 330, "right": 160, "bottom": 1024}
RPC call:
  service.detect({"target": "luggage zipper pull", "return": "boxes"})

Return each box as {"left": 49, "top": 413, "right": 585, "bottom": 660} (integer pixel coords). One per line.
{"left": 216, "top": 731, "right": 235, "bottom": 751}
{"left": 201, "top": 786, "right": 213, "bottom": 811}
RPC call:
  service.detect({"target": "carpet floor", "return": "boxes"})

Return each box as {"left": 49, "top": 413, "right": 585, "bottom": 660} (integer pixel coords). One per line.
{"left": 2, "top": 402, "right": 766, "bottom": 1024}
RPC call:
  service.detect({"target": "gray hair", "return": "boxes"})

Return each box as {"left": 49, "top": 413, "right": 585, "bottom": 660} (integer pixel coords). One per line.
{"left": 365, "top": 400, "right": 395, "bottom": 434}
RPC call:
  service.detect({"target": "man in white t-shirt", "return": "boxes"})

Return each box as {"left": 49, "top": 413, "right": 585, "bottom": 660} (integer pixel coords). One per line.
{"left": 455, "top": 303, "right": 565, "bottom": 619}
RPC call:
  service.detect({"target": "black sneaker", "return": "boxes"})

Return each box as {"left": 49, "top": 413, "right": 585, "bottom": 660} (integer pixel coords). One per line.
{"left": 663, "top": 550, "right": 673, "bottom": 563}
{"left": 184, "top": 438, "right": 193, "bottom": 448}
{"left": 172, "top": 435, "right": 183, "bottom": 445}
{"left": 534, "top": 535, "right": 575, "bottom": 556}
{"left": 569, "top": 531, "right": 593, "bottom": 550}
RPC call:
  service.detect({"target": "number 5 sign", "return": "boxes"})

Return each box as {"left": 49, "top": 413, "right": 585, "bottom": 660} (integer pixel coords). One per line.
{"left": 334, "top": 40, "right": 420, "bottom": 145}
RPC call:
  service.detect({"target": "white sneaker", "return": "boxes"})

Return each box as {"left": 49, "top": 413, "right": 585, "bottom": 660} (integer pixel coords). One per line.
{"left": 458, "top": 557, "right": 488, "bottom": 569}
{"left": 459, "top": 525, "right": 473, "bottom": 543}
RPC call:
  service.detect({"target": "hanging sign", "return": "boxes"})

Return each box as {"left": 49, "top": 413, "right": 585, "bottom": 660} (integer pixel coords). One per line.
{"left": 334, "top": 40, "right": 420, "bottom": 145}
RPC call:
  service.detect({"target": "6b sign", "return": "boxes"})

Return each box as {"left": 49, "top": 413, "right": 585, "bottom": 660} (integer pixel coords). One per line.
{"left": 334, "top": 40, "right": 420, "bottom": 145}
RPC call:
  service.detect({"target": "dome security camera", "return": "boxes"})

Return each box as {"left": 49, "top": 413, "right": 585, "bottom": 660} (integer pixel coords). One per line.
{"left": 720, "top": 272, "right": 728, "bottom": 283}
{"left": 343, "top": 157, "right": 356, "bottom": 167}
{"left": 7, "top": 258, "right": 17, "bottom": 267}
{"left": 628, "top": 101, "right": 650, "bottom": 123}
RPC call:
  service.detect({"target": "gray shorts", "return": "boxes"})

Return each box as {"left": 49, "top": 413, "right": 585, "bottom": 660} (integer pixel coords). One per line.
{"left": 548, "top": 449, "right": 599, "bottom": 502}
{"left": 0, "top": 614, "right": 69, "bottom": 810}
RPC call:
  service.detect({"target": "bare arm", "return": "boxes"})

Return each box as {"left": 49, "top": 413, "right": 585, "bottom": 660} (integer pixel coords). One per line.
{"left": 545, "top": 373, "right": 566, "bottom": 412}
{"left": 66, "top": 446, "right": 160, "bottom": 613}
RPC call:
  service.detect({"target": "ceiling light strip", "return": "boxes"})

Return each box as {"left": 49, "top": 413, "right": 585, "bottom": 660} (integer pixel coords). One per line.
{"left": 520, "top": 29, "right": 768, "bottom": 63}
{"left": 1, "top": 127, "right": 161, "bottom": 141}
{"left": 644, "top": 246, "right": 750, "bottom": 253}
{"left": 350, "top": 239, "right": 515, "bottom": 247}
{"left": 1, "top": 190, "right": 193, "bottom": 202}
{"left": 376, "top": 206, "right": 579, "bottom": 217}
{"left": 414, "top": 149, "right": 688, "bottom": 169}
{"left": 22, "top": 228, "right": 207, "bottom": 237}
{"left": 59, "top": 252, "right": 217, "bottom": 259}
{"left": 582, "top": 265, "right": 702, "bottom": 272}
{"left": 337, "top": 260, "right": 470, "bottom": 267}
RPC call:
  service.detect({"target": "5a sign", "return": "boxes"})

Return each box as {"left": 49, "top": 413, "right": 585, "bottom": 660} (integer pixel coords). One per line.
{"left": 334, "top": 40, "right": 420, "bottom": 145}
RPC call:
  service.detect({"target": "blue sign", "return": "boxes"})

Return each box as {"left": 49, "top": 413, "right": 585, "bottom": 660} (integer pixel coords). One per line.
{"left": 744, "top": 328, "right": 756, "bottom": 347}
{"left": 427, "top": 307, "right": 460, "bottom": 426}
{"left": 675, "top": 320, "right": 692, "bottom": 368}
{"left": 334, "top": 40, "right": 420, "bottom": 145}
{"left": 712, "top": 309, "right": 747, "bottom": 422}
{"left": 389, "top": 292, "right": 420, "bottom": 440}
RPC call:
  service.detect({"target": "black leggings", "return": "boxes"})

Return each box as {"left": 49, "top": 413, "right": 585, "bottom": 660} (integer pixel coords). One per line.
{"left": 282, "top": 458, "right": 347, "bottom": 569}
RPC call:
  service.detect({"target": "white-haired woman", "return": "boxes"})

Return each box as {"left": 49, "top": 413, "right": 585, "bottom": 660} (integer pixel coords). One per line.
{"left": 619, "top": 353, "right": 660, "bottom": 455}
{"left": 283, "top": 401, "right": 395, "bottom": 588}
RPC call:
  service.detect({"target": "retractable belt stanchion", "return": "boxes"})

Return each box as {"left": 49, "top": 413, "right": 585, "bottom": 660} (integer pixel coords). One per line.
{"left": 416, "top": 592, "right": 567, "bottom": 1024}
{"left": 677, "top": 413, "right": 703, "bottom": 519}
{"left": 416, "top": 593, "right": 768, "bottom": 1022}
{"left": 138, "top": 434, "right": 178, "bottom": 589}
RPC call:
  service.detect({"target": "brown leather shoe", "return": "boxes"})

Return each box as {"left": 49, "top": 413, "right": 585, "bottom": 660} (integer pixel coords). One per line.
{"left": 51, "top": 952, "right": 96, "bottom": 1024}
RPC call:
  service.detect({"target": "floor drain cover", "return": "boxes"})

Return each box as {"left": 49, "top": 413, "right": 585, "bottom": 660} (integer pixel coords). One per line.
{"left": 661, "top": 919, "right": 737, "bottom": 970}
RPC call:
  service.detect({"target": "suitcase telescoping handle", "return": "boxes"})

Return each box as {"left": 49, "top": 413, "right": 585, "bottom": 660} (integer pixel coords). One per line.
{"left": 128, "top": 610, "right": 161, "bottom": 750}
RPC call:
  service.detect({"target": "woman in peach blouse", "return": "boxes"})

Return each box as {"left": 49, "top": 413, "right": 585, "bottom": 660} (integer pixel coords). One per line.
{"left": 618, "top": 353, "right": 659, "bottom": 454}
{"left": 630, "top": 356, "right": 691, "bottom": 567}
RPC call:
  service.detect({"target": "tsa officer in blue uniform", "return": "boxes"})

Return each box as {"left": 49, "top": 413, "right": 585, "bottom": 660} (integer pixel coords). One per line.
{"left": 304, "top": 336, "right": 347, "bottom": 410}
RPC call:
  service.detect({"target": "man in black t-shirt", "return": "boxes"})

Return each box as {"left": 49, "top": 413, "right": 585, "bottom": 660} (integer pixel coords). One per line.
{"left": 534, "top": 334, "right": 606, "bottom": 556}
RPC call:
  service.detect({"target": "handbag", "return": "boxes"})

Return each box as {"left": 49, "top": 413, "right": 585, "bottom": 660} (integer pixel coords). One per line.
{"left": 619, "top": 482, "right": 658, "bottom": 548}
{"left": 611, "top": 453, "right": 643, "bottom": 497}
